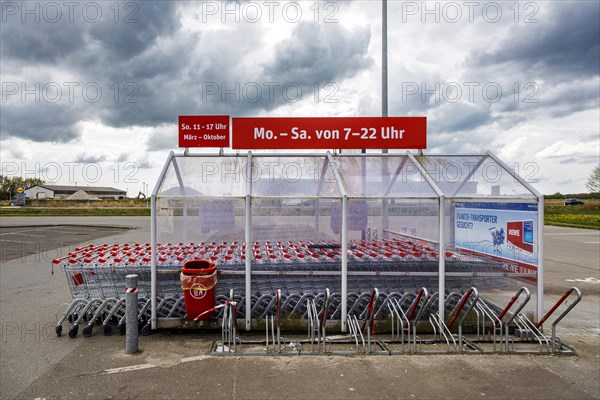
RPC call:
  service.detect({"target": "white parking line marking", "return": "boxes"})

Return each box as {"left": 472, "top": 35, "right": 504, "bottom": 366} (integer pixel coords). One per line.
{"left": 102, "top": 355, "right": 210, "bottom": 375}
{"left": 566, "top": 278, "right": 600, "bottom": 284}
{"left": 0, "top": 230, "right": 45, "bottom": 236}
{"left": 103, "top": 363, "right": 157, "bottom": 374}
{"left": 583, "top": 241, "right": 600, "bottom": 244}
{"left": 545, "top": 233, "right": 599, "bottom": 236}
{"left": 0, "top": 239, "right": 39, "bottom": 244}
{"left": 181, "top": 355, "right": 211, "bottom": 363}
{"left": 0, "top": 228, "right": 36, "bottom": 234}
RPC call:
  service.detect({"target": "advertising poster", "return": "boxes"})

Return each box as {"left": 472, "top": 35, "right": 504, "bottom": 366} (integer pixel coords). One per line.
{"left": 454, "top": 202, "right": 538, "bottom": 271}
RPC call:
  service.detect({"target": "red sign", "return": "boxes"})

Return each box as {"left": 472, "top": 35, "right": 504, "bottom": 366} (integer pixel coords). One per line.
{"left": 178, "top": 115, "right": 230, "bottom": 148}
{"left": 507, "top": 221, "right": 534, "bottom": 253}
{"left": 231, "top": 117, "right": 426, "bottom": 150}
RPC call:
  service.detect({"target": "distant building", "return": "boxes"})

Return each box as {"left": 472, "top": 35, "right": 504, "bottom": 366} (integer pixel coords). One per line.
{"left": 24, "top": 185, "right": 127, "bottom": 200}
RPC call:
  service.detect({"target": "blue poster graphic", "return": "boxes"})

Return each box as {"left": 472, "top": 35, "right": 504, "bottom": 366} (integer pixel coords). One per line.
{"left": 454, "top": 202, "right": 538, "bottom": 268}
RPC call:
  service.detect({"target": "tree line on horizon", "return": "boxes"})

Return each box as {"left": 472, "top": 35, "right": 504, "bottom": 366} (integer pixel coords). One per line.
{"left": 0, "top": 176, "right": 45, "bottom": 201}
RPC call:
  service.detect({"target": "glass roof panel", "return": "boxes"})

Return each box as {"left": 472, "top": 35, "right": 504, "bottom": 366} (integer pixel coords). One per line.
{"left": 251, "top": 156, "right": 341, "bottom": 197}
{"left": 154, "top": 154, "right": 539, "bottom": 199}
{"left": 157, "top": 156, "right": 247, "bottom": 197}
{"left": 415, "top": 155, "right": 537, "bottom": 198}
{"left": 334, "top": 155, "right": 438, "bottom": 198}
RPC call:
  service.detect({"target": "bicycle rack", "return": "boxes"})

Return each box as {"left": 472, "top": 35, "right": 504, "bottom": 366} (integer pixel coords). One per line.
{"left": 306, "top": 288, "right": 331, "bottom": 354}
{"left": 499, "top": 287, "right": 531, "bottom": 352}
{"left": 536, "top": 287, "right": 583, "bottom": 353}
{"left": 446, "top": 287, "right": 479, "bottom": 353}
{"left": 426, "top": 293, "right": 458, "bottom": 353}
{"left": 265, "top": 289, "right": 282, "bottom": 354}
{"left": 218, "top": 290, "right": 238, "bottom": 353}
{"left": 210, "top": 286, "right": 583, "bottom": 357}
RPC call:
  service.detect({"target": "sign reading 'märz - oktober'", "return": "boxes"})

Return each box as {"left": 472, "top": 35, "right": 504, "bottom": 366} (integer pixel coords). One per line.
{"left": 231, "top": 117, "right": 426, "bottom": 150}
{"left": 178, "top": 115, "right": 230, "bottom": 148}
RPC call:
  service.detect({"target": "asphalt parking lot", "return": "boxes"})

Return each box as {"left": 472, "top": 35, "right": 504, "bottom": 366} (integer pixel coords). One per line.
{"left": 0, "top": 225, "right": 132, "bottom": 262}
{"left": 0, "top": 218, "right": 598, "bottom": 399}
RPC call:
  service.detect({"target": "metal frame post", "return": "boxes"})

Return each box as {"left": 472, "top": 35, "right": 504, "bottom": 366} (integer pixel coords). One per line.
{"left": 327, "top": 153, "right": 349, "bottom": 331}
{"left": 382, "top": 0, "right": 388, "bottom": 119}
{"left": 537, "top": 195, "right": 544, "bottom": 320}
{"left": 341, "top": 195, "right": 348, "bottom": 332}
{"left": 438, "top": 195, "right": 446, "bottom": 321}
{"left": 150, "top": 151, "right": 174, "bottom": 330}
{"left": 150, "top": 194, "right": 157, "bottom": 329}
{"left": 245, "top": 152, "right": 253, "bottom": 331}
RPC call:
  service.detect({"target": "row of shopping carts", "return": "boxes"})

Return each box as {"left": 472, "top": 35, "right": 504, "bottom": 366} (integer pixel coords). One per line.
{"left": 53, "top": 243, "right": 173, "bottom": 338}
{"left": 52, "top": 239, "right": 508, "bottom": 338}
{"left": 51, "top": 239, "right": 471, "bottom": 271}
{"left": 213, "top": 286, "right": 583, "bottom": 356}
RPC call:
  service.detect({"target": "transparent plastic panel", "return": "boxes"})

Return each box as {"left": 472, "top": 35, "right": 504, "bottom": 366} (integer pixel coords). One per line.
{"left": 250, "top": 197, "right": 341, "bottom": 244}
{"left": 387, "top": 158, "right": 440, "bottom": 198}
{"left": 345, "top": 198, "right": 440, "bottom": 324}
{"left": 156, "top": 197, "right": 245, "bottom": 246}
{"left": 249, "top": 196, "right": 342, "bottom": 305}
{"left": 251, "top": 156, "right": 341, "bottom": 197}
{"left": 443, "top": 199, "right": 539, "bottom": 320}
{"left": 155, "top": 196, "right": 247, "bottom": 304}
{"left": 333, "top": 156, "right": 438, "bottom": 198}
{"left": 415, "top": 155, "right": 537, "bottom": 198}
{"left": 157, "top": 156, "right": 247, "bottom": 198}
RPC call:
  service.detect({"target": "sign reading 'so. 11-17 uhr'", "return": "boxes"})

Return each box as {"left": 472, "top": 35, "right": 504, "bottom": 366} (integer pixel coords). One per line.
{"left": 178, "top": 115, "right": 230, "bottom": 148}
{"left": 232, "top": 117, "right": 426, "bottom": 150}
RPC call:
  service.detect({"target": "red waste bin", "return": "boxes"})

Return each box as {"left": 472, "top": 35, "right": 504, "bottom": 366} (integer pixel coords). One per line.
{"left": 180, "top": 260, "right": 217, "bottom": 320}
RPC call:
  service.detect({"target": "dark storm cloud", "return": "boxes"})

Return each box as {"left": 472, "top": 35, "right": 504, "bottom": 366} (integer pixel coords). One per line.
{"left": 0, "top": 1, "right": 181, "bottom": 143}
{"left": 0, "top": 22, "right": 85, "bottom": 63}
{"left": 431, "top": 102, "right": 491, "bottom": 133}
{"left": 0, "top": 1, "right": 178, "bottom": 64}
{"left": 86, "top": 2, "right": 179, "bottom": 60}
{"left": 265, "top": 22, "right": 372, "bottom": 84}
{"left": 0, "top": 104, "right": 80, "bottom": 142}
{"left": 420, "top": 1, "right": 600, "bottom": 157}
{"left": 426, "top": 112, "right": 494, "bottom": 153}
{"left": 2, "top": 2, "right": 373, "bottom": 149}
{"left": 186, "top": 22, "right": 373, "bottom": 119}
{"left": 469, "top": 2, "right": 600, "bottom": 77}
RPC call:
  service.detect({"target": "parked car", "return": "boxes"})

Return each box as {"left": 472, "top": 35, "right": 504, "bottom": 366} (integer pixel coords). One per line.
{"left": 564, "top": 198, "right": 584, "bottom": 205}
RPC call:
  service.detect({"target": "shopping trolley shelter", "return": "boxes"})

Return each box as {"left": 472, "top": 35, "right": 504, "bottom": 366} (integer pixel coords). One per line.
{"left": 54, "top": 116, "right": 583, "bottom": 355}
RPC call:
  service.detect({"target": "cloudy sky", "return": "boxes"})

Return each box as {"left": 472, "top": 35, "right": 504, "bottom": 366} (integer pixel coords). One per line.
{"left": 1, "top": 0, "right": 598, "bottom": 195}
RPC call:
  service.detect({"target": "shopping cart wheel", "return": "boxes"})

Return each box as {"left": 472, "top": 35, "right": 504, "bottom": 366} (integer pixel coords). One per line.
{"left": 68, "top": 326, "right": 79, "bottom": 338}
{"left": 118, "top": 323, "right": 126, "bottom": 336}
{"left": 141, "top": 323, "right": 152, "bottom": 336}
{"left": 102, "top": 325, "right": 113, "bottom": 336}
{"left": 82, "top": 325, "right": 93, "bottom": 337}
{"left": 55, "top": 325, "right": 62, "bottom": 337}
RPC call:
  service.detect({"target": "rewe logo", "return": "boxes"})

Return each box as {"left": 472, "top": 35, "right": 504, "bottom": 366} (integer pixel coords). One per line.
{"left": 507, "top": 221, "right": 534, "bottom": 253}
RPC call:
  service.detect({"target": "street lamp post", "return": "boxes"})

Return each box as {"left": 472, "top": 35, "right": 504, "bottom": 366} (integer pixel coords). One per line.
{"left": 382, "top": 0, "right": 388, "bottom": 120}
